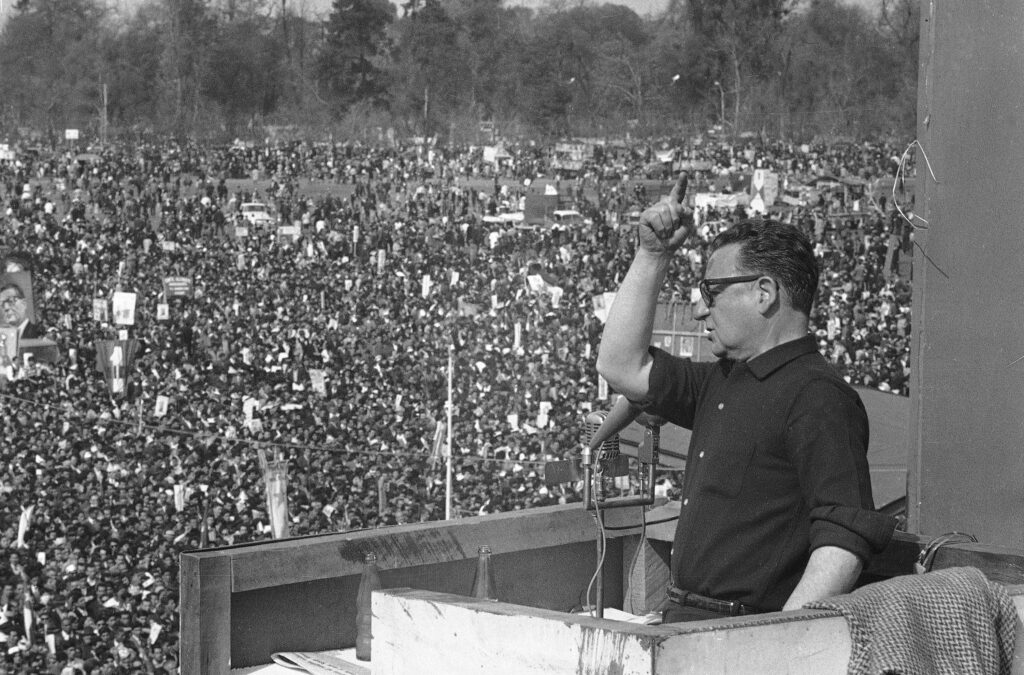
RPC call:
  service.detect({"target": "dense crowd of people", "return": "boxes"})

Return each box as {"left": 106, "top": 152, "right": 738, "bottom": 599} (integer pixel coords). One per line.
{"left": 0, "top": 135, "right": 914, "bottom": 673}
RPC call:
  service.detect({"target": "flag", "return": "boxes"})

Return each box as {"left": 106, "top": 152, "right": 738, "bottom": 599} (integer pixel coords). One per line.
{"left": 148, "top": 621, "right": 162, "bottom": 646}
{"left": 16, "top": 505, "right": 33, "bottom": 548}
{"left": 430, "top": 420, "right": 446, "bottom": 467}
{"left": 95, "top": 339, "right": 140, "bottom": 394}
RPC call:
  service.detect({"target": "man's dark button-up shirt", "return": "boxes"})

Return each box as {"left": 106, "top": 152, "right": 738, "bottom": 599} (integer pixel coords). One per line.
{"left": 644, "top": 335, "right": 895, "bottom": 611}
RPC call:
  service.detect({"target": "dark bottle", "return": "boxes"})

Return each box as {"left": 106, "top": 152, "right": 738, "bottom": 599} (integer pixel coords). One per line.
{"left": 471, "top": 545, "right": 498, "bottom": 601}
{"left": 355, "top": 552, "right": 381, "bottom": 661}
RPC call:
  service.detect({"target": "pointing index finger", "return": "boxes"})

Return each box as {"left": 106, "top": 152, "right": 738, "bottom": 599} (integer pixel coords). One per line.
{"left": 668, "top": 171, "right": 689, "bottom": 205}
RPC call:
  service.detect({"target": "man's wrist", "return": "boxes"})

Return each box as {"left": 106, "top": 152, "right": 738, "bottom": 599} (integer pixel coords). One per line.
{"left": 634, "top": 247, "right": 675, "bottom": 266}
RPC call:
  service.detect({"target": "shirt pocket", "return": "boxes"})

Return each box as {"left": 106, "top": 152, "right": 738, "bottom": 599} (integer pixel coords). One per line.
{"left": 699, "top": 440, "right": 757, "bottom": 498}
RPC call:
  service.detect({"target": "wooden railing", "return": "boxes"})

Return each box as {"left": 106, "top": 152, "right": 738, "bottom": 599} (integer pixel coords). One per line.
{"left": 180, "top": 501, "right": 1024, "bottom": 674}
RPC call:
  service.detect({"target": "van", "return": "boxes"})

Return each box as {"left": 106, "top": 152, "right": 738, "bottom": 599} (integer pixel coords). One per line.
{"left": 240, "top": 203, "right": 275, "bottom": 228}
{"left": 548, "top": 209, "right": 589, "bottom": 229}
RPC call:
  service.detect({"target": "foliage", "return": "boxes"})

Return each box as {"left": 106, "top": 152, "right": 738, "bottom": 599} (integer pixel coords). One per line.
{"left": 316, "top": 0, "right": 395, "bottom": 111}
{"left": 202, "top": 20, "right": 286, "bottom": 132}
{"left": 0, "top": 0, "right": 920, "bottom": 142}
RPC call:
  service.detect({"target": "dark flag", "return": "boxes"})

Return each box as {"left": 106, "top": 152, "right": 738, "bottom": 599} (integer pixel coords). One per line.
{"left": 95, "top": 339, "right": 140, "bottom": 395}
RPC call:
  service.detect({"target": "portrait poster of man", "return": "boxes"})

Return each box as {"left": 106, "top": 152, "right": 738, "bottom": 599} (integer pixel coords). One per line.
{"left": 0, "top": 271, "right": 40, "bottom": 339}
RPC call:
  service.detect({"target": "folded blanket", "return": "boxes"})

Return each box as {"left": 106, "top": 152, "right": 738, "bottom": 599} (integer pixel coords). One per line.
{"left": 805, "top": 566, "right": 1017, "bottom": 675}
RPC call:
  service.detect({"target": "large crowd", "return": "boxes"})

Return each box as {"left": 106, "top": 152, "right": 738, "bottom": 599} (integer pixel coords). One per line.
{"left": 0, "top": 135, "right": 914, "bottom": 673}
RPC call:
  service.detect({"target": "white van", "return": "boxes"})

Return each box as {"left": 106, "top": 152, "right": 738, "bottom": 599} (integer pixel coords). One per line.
{"left": 240, "top": 203, "right": 275, "bottom": 228}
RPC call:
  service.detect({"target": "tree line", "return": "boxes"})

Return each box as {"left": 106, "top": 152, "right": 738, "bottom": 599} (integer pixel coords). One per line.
{"left": 0, "top": 0, "right": 919, "bottom": 143}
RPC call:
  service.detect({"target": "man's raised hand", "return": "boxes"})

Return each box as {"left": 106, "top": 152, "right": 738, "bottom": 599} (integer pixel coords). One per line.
{"left": 637, "top": 172, "right": 690, "bottom": 254}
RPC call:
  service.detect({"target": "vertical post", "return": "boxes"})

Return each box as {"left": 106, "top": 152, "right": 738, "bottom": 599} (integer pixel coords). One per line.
{"left": 101, "top": 83, "right": 108, "bottom": 147}
{"left": 445, "top": 345, "right": 454, "bottom": 520}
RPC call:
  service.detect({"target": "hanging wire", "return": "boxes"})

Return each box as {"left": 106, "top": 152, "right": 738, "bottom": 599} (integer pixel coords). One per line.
{"left": 893, "top": 139, "right": 939, "bottom": 229}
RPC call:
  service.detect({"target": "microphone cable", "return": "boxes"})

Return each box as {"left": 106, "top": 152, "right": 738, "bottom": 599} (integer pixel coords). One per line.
{"left": 584, "top": 465, "right": 607, "bottom": 619}
{"left": 624, "top": 504, "right": 647, "bottom": 615}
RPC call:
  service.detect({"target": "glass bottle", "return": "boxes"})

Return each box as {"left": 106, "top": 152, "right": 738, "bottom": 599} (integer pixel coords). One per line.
{"left": 355, "top": 552, "right": 381, "bottom": 661}
{"left": 471, "top": 545, "right": 498, "bottom": 601}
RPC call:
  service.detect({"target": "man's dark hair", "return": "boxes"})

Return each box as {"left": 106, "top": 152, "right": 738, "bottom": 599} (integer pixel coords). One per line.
{"left": 0, "top": 282, "right": 24, "bottom": 299}
{"left": 709, "top": 219, "right": 819, "bottom": 315}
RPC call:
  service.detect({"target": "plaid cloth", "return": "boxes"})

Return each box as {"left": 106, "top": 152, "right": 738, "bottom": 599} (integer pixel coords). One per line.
{"left": 806, "top": 567, "right": 1017, "bottom": 675}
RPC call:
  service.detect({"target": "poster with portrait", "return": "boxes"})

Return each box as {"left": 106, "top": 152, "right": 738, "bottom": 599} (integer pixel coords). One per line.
{"left": 111, "top": 292, "right": 137, "bottom": 326}
{"left": 92, "top": 298, "right": 109, "bottom": 323}
{"left": 0, "top": 271, "right": 38, "bottom": 335}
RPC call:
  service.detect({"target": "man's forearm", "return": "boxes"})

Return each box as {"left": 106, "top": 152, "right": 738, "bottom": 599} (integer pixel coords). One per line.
{"left": 782, "top": 545, "right": 863, "bottom": 610}
{"left": 596, "top": 250, "right": 672, "bottom": 401}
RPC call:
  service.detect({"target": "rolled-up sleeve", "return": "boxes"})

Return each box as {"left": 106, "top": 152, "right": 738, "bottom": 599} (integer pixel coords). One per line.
{"left": 787, "top": 378, "right": 897, "bottom": 562}
{"left": 809, "top": 505, "right": 896, "bottom": 560}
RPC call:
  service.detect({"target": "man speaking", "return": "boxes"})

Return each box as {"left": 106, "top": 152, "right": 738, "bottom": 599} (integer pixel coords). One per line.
{"left": 596, "top": 174, "right": 896, "bottom": 621}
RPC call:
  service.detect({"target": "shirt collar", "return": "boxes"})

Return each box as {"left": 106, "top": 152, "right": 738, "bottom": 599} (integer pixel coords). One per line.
{"left": 744, "top": 334, "right": 819, "bottom": 381}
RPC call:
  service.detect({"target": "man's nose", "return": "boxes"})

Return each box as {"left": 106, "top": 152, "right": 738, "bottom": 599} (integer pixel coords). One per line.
{"left": 694, "top": 296, "right": 710, "bottom": 320}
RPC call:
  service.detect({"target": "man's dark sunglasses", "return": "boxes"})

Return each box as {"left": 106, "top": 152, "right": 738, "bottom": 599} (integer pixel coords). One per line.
{"left": 698, "top": 274, "right": 763, "bottom": 307}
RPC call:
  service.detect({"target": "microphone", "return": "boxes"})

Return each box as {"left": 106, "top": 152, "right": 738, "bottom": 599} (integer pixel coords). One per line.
{"left": 585, "top": 411, "right": 619, "bottom": 461}
{"left": 586, "top": 396, "right": 641, "bottom": 458}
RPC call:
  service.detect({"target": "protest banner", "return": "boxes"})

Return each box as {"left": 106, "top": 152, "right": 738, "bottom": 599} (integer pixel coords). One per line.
{"left": 309, "top": 369, "right": 326, "bottom": 394}
{"left": 92, "top": 298, "right": 108, "bottom": 323}
{"left": 162, "top": 276, "right": 194, "bottom": 298}
{"left": 111, "top": 292, "right": 137, "bottom": 325}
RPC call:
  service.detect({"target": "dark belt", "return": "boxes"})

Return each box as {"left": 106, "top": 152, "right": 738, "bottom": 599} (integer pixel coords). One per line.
{"left": 668, "top": 586, "right": 761, "bottom": 617}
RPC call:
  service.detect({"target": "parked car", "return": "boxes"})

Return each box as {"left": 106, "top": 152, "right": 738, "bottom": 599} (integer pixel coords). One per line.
{"left": 240, "top": 202, "right": 275, "bottom": 228}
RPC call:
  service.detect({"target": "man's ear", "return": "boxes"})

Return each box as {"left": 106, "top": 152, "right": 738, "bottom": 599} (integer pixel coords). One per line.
{"left": 756, "top": 276, "right": 780, "bottom": 315}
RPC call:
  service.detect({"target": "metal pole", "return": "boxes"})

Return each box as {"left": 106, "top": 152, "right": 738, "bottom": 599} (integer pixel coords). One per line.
{"left": 102, "top": 83, "right": 108, "bottom": 147}
{"left": 445, "top": 344, "right": 454, "bottom": 520}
